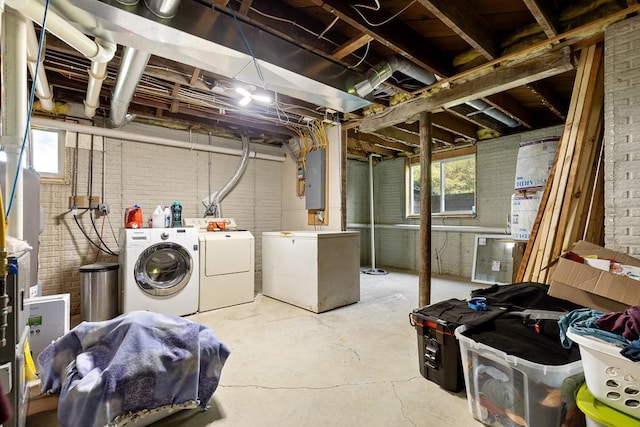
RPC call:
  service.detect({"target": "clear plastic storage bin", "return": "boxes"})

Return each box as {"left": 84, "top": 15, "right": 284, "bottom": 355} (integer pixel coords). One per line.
{"left": 455, "top": 325, "right": 584, "bottom": 427}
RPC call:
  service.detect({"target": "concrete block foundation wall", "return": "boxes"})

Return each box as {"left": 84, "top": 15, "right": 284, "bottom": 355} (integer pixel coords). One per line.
{"left": 605, "top": 15, "right": 640, "bottom": 256}
{"left": 39, "top": 120, "right": 283, "bottom": 314}
{"left": 347, "top": 125, "right": 563, "bottom": 279}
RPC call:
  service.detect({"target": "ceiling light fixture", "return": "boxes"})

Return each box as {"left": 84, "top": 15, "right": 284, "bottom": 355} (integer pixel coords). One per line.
{"left": 235, "top": 86, "right": 271, "bottom": 106}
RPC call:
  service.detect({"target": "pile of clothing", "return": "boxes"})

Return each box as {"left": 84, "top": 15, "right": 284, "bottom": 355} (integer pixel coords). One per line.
{"left": 559, "top": 306, "right": 640, "bottom": 361}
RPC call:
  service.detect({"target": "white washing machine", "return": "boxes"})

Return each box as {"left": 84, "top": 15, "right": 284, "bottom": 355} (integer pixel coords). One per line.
{"left": 119, "top": 227, "right": 199, "bottom": 317}
{"left": 183, "top": 218, "right": 254, "bottom": 312}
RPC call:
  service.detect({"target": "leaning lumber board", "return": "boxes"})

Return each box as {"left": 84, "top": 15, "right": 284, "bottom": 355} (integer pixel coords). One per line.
{"left": 551, "top": 48, "right": 604, "bottom": 259}
{"left": 536, "top": 44, "right": 601, "bottom": 282}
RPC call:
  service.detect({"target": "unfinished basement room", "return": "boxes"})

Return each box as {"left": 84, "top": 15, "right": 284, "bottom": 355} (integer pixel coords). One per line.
{"left": 0, "top": 1, "right": 639, "bottom": 426}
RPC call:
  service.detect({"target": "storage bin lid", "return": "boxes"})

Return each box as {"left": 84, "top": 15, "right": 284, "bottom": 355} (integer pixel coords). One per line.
{"left": 576, "top": 382, "right": 636, "bottom": 426}
{"left": 79, "top": 263, "right": 119, "bottom": 272}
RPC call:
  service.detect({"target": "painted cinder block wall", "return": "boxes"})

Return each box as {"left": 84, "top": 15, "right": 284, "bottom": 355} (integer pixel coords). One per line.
{"left": 604, "top": 15, "right": 640, "bottom": 256}
{"left": 39, "top": 119, "right": 283, "bottom": 314}
{"left": 347, "top": 125, "right": 564, "bottom": 278}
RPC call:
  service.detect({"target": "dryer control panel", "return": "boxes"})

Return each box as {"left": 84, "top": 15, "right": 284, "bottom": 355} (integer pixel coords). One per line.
{"left": 183, "top": 217, "right": 238, "bottom": 231}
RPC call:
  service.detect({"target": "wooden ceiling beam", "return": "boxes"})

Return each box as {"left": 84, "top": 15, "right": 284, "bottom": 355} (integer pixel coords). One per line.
{"left": 484, "top": 93, "right": 534, "bottom": 129}
{"left": 410, "top": 5, "right": 640, "bottom": 97}
{"left": 522, "top": 0, "right": 561, "bottom": 38}
{"left": 189, "top": 68, "right": 201, "bottom": 87}
{"left": 239, "top": 0, "right": 253, "bottom": 15}
{"left": 526, "top": 81, "right": 568, "bottom": 121}
{"left": 347, "top": 130, "right": 416, "bottom": 154}
{"left": 379, "top": 123, "right": 455, "bottom": 146}
{"left": 169, "top": 83, "right": 181, "bottom": 113}
{"left": 307, "top": 0, "right": 452, "bottom": 77}
{"left": 416, "top": 0, "right": 499, "bottom": 60}
{"left": 239, "top": 0, "right": 356, "bottom": 68}
{"left": 360, "top": 47, "right": 573, "bottom": 132}
{"left": 347, "top": 139, "right": 397, "bottom": 157}
{"left": 332, "top": 33, "right": 374, "bottom": 60}
{"left": 431, "top": 112, "right": 477, "bottom": 140}
{"left": 128, "top": 96, "right": 296, "bottom": 138}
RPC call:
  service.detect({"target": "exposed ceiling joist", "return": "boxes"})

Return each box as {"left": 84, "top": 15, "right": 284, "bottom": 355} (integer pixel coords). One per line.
{"left": 522, "top": 0, "right": 561, "bottom": 37}
{"left": 526, "top": 81, "right": 568, "bottom": 120}
{"left": 240, "top": 0, "right": 353, "bottom": 67}
{"left": 484, "top": 93, "right": 534, "bottom": 129}
{"left": 332, "top": 33, "right": 374, "bottom": 60}
{"left": 431, "top": 112, "right": 478, "bottom": 140}
{"left": 307, "top": 0, "right": 452, "bottom": 77}
{"left": 239, "top": 0, "right": 253, "bottom": 15}
{"left": 347, "top": 130, "right": 415, "bottom": 154}
{"left": 347, "top": 139, "right": 397, "bottom": 157}
{"left": 378, "top": 123, "right": 455, "bottom": 146}
{"left": 189, "top": 68, "right": 201, "bottom": 86}
{"left": 359, "top": 47, "right": 573, "bottom": 132}
{"left": 416, "top": 0, "right": 499, "bottom": 60}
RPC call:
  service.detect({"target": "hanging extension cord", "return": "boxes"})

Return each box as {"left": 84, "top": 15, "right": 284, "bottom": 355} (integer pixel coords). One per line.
{"left": 72, "top": 209, "right": 118, "bottom": 257}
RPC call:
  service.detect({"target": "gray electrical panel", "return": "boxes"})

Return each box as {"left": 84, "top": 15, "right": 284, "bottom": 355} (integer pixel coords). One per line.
{"left": 305, "top": 149, "right": 326, "bottom": 210}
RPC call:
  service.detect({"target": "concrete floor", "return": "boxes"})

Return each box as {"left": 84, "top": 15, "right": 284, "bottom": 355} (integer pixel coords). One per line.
{"left": 27, "top": 270, "right": 485, "bottom": 427}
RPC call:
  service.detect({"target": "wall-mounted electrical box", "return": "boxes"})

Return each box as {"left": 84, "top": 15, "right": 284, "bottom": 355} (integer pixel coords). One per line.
{"left": 305, "top": 150, "right": 326, "bottom": 210}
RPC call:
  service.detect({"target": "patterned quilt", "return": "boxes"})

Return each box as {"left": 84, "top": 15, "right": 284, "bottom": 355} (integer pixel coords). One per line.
{"left": 37, "top": 311, "right": 230, "bottom": 427}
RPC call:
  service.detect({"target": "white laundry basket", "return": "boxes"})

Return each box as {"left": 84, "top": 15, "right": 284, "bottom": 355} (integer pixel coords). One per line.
{"left": 567, "top": 330, "right": 640, "bottom": 420}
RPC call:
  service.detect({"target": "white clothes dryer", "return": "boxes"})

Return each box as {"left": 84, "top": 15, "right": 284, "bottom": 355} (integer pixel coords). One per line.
{"left": 183, "top": 218, "right": 254, "bottom": 312}
{"left": 119, "top": 227, "right": 199, "bottom": 317}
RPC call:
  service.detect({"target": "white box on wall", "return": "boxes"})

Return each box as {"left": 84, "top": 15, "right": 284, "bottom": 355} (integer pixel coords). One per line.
{"left": 510, "top": 192, "right": 542, "bottom": 240}
{"left": 514, "top": 137, "right": 558, "bottom": 190}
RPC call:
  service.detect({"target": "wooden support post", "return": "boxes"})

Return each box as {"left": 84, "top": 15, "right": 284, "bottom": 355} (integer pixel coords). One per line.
{"left": 341, "top": 126, "right": 348, "bottom": 231}
{"left": 419, "top": 112, "right": 432, "bottom": 307}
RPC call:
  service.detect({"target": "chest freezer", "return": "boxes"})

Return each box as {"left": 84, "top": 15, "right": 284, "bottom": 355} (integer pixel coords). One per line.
{"left": 262, "top": 231, "right": 360, "bottom": 313}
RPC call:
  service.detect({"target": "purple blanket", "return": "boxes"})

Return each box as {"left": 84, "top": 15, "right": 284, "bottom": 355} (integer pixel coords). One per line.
{"left": 37, "top": 311, "right": 230, "bottom": 427}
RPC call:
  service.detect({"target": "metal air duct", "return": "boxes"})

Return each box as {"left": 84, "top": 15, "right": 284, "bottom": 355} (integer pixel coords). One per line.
{"left": 354, "top": 55, "right": 520, "bottom": 128}
{"left": 49, "top": 0, "right": 370, "bottom": 113}
{"left": 464, "top": 99, "right": 519, "bottom": 128}
{"left": 354, "top": 55, "right": 436, "bottom": 98}
{"left": 109, "top": 47, "right": 151, "bottom": 127}
{"left": 109, "top": 0, "right": 182, "bottom": 127}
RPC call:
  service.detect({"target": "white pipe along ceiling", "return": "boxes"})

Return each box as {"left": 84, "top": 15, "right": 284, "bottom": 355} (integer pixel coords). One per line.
{"left": 6, "top": 0, "right": 117, "bottom": 118}
{"left": 30, "top": 117, "right": 286, "bottom": 162}
{"left": 25, "top": 19, "right": 53, "bottom": 111}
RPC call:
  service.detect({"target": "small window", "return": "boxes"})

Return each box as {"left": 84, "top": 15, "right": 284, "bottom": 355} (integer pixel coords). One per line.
{"left": 32, "top": 128, "right": 65, "bottom": 179}
{"left": 407, "top": 150, "right": 476, "bottom": 217}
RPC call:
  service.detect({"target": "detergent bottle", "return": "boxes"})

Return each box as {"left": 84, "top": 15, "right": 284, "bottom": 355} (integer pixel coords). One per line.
{"left": 125, "top": 205, "right": 143, "bottom": 228}
{"left": 163, "top": 206, "right": 171, "bottom": 227}
{"left": 171, "top": 201, "right": 183, "bottom": 227}
{"left": 152, "top": 205, "right": 164, "bottom": 228}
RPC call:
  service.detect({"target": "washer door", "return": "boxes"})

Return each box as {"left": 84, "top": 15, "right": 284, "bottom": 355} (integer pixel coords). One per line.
{"left": 134, "top": 242, "right": 193, "bottom": 296}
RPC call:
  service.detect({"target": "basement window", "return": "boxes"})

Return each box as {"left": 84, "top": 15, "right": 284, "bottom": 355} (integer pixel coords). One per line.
{"left": 0, "top": 127, "right": 66, "bottom": 182}
{"left": 32, "top": 128, "right": 65, "bottom": 180}
{"left": 406, "top": 148, "right": 477, "bottom": 217}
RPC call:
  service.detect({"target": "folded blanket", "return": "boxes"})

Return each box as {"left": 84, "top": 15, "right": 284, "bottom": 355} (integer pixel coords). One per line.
{"left": 37, "top": 311, "right": 230, "bottom": 427}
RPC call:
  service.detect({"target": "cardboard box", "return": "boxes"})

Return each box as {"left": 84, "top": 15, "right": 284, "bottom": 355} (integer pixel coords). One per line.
{"left": 549, "top": 241, "right": 640, "bottom": 312}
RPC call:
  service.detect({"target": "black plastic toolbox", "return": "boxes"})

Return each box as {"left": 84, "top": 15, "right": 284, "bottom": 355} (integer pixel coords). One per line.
{"left": 410, "top": 298, "right": 506, "bottom": 393}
